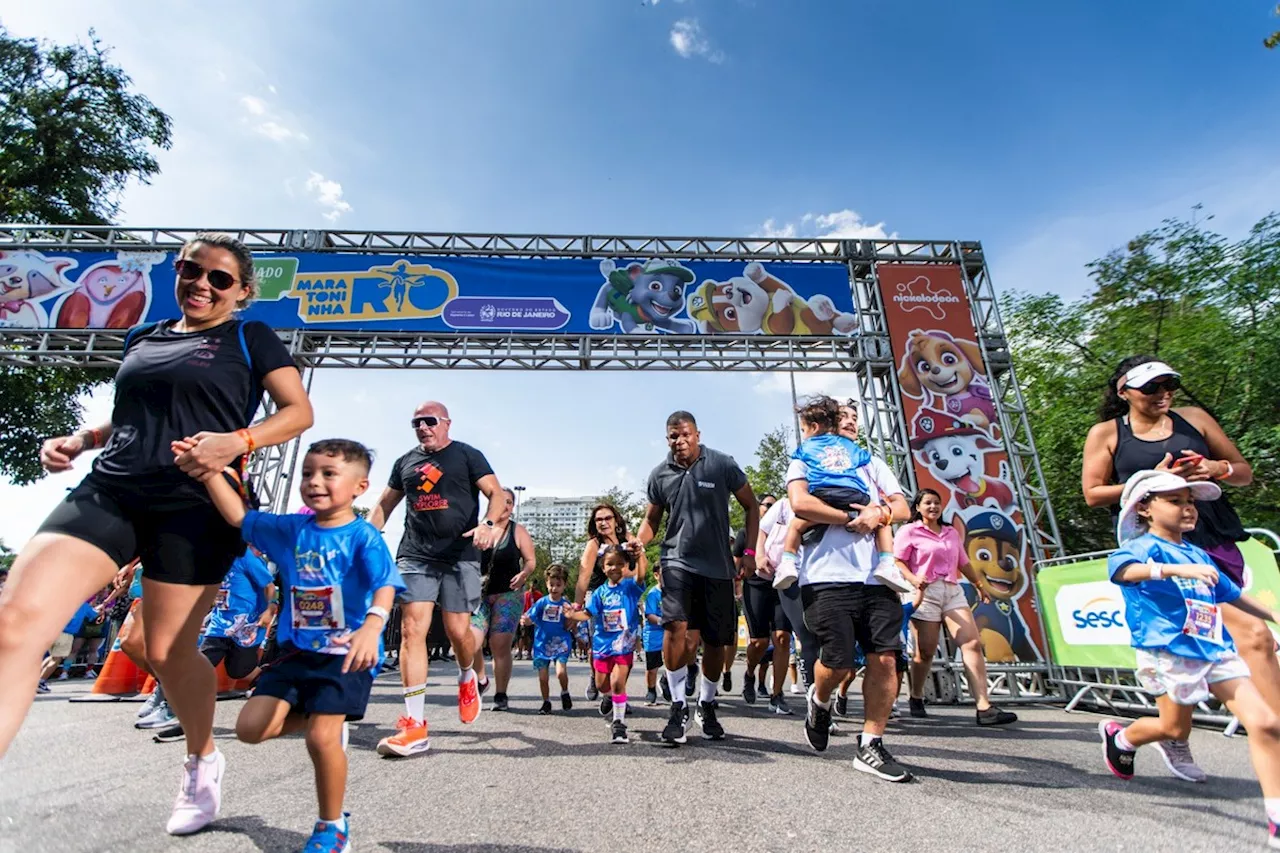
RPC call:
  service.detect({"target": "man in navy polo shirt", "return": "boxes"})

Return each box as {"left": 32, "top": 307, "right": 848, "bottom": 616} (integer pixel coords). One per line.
{"left": 633, "top": 411, "right": 759, "bottom": 746}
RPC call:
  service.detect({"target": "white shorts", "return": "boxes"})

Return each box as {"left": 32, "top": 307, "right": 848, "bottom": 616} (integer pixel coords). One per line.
{"left": 910, "top": 581, "right": 968, "bottom": 623}
{"left": 1134, "top": 648, "right": 1251, "bottom": 706}
{"left": 48, "top": 632, "right": 75, "bottom": 658}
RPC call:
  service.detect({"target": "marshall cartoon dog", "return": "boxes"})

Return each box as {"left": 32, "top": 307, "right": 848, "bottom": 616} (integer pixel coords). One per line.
{"left": 686, "top": 261, "right": 858, "bottom": 336}
{"left": 588, "top": 258, "right": 697, "bottom": 334}
{"left": 909, "top": 407, "right": 1016, "bottom": 517}
{"left": 897, "top": 329, "right": 998, "bottom": 430}
{"left": 954, "top": 509, "right": 1039, "bottom": 663}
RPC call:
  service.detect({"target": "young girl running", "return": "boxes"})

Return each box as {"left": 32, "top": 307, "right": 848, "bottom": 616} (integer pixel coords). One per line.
{"left": 566, "top": 545, "right": 647, "bottom": 744}
{"left": 1100, "top": 470, "right": 1280, "bottom": 848}
{"left": 520, "top": 564, "right": 575, "bottom": 714}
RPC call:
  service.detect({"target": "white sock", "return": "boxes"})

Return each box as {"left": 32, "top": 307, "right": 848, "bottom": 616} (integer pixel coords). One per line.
{"left": 813, "top": 693, "right": 831, "bottom": 710}
{"left": 403, "top": 683, "right": 426, "bottom": 722}
{"left": 1265, "top": 798, "right": 1280, "bottom": 825}
{"left": 699, "top": 676, "right": 717, "bottom": 705}
{"left": 319, "top": 815, "right": 347, "bottom": 832}
{"left": 612, "top": 695, "right": 627, "bottom": 722}
{"left": 1115, "top": 728, "right": 1135, "bottom": 752}
{"left": 877, "top": 552, "right": 895, "bottom": 568}
{"left": 458, "top": 667, "right": 475, "bottom": 685}
{"left": 666, "top": 667, "right": 688, "bottom": 705}
{"left": 859, "top": 732, "right": 880, "bottom": 747}
{"left": 781, "top": 551, "right": 797, "bottom": 569}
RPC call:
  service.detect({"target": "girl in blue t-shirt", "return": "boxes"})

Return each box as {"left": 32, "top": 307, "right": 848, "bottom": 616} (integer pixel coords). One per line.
{"left": 1100, "top": 471, "right": 1280, "bottom": 848}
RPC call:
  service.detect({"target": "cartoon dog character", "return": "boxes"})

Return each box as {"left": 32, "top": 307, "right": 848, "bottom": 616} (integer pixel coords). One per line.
{"left": 897, "top": 329, "right": 997, "bottom": 430}
{"left": 54, "top": 255, "right": 155, "bottom": 329}
{"left": 687, "top": 261, "right": 858, "bottom": 336}
{"left": 0, "top": 250, "right": 77, "bottom": 328}
{"left": 588, "top": 258, "right": 697, "bottom": 334}
{"left": 955, "top": 509, "right": 1039, "bottom": 663}
{"left": 909, "top": 407, "right": 1016, "bottom": 517}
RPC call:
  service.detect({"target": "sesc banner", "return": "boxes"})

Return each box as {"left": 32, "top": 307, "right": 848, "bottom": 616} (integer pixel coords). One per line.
{"left": 0, "top": 249, "right": 857, "bottom": 336}
{"left": 876, "top": 263, "right": 1045, "bottom": 663}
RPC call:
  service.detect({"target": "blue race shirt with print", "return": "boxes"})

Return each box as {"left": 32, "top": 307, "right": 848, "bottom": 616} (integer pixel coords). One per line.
{"left": 642, "top": 585, "right": 664, "bottom": 653}
{"left": 792, "top": 434, "right": 871, "bottom": 493}
{"left": 1108, "top": 533, "right": 1242, "bottom": 662}
{"left": 527, "top": 595, "right": 574, "bottom": 661}
{"left": 241, "top": 511, "right": 404, "bottom": 670}
{"left": 205, "top": 549, "right": 274, "bottom": 648}
{"left": 586, "top": 578, "right": 643, "bottom": 657}
{"left": 63, "top": 602, "right": 98, "bottom": 636}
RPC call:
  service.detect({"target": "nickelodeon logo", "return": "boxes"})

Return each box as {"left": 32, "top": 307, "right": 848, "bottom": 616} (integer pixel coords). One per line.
{"left": 892, "top": 275, "right": 961, "bottom": 321}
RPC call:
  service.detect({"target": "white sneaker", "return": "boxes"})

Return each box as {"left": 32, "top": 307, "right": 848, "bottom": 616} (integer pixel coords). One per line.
{"left": 772, "top": 560, "right": 799, "bottom": 591}
{"left": 790, "top": 683, "right": 804, "bottom": 695}
{"left": 872, "top": 560, "right": 913, "bottom": 594}
{"left": 136, "top": 701, "right": 176, "bottom": 730}
{"left": 166, "top": 750, "right": 224, "bottom": 835}
{"left": 137, "top": 691, "right": 163, "bottom": 718}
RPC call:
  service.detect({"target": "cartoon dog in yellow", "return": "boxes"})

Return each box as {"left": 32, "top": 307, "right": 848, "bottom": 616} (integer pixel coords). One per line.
{"left": 687, "top": 261, "right": 858, "bottom": 335}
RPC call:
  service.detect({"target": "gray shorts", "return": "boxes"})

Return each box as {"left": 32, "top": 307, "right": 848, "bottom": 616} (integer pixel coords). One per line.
{"left": 396, "top": 559, "right": 482, "bottom": 614}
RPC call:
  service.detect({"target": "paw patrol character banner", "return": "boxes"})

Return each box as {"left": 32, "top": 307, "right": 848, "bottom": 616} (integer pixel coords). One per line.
{"left": 0, "top": 250, "right": 856, "bottom": 335}
{"left": 876, "top": 263, "right": 1044, "bottom": 663}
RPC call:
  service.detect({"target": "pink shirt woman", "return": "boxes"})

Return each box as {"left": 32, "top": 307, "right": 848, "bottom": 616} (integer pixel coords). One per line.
{"left": 894, "top": 522, "right": 969, "bottom": 586}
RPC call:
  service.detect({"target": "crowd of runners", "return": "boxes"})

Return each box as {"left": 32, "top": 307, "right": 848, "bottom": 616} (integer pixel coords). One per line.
{"left": 0, "top": 232, "right": 1278, "bottom": 851}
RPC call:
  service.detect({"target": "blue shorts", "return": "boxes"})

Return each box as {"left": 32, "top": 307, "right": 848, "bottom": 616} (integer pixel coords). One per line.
{"left": 254, "top": 645, "right": 374, "bottom": 721}
{"left": 533, "top": 655, "right": 569, "bottom": 670}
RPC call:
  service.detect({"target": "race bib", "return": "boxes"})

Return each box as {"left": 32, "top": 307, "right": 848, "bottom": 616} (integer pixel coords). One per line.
{"left": 542, "top": 604, "right": 562, "bottom": 622}
{"left": 1182, "top": 599, "right": 1225, "bottom": 645}
{"left": 602, "top": 608, "right": 627, "bottom": 633}
{"left": 291, "top": 585, "right": 344, "bottom": 633}
{"left": 213, "top": 587, "right": 230, "bottom": 611}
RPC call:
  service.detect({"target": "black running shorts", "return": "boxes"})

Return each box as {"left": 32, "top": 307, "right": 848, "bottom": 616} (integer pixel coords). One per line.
{"left": 742, "top": 580, "right": 792, "bottom": 639}
{"left": 660, "top": 567, "right": 736, "bottom": 647}
{"left": 801, "top": 582, "right": 902, "bottom": 671}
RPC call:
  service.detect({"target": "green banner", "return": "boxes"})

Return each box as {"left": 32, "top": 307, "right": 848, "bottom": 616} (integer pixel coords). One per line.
{"left": 1036, "top": 538, "right": 1280, "bottom": 669}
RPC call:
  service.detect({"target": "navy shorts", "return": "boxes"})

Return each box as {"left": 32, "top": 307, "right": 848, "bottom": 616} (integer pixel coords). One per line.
{"left": 253, "top": 645, "right": 374, "bottom": 721}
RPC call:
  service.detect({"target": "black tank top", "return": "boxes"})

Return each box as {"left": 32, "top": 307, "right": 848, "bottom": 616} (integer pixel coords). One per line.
{"left": 1110, "top": 411, "right": 1245, "bottom": 548}
{"left": 587, "top": 538, "right": 635, "bottom": 592}
{"left": 481, "top": 525, "right": 522, "bottom": 596}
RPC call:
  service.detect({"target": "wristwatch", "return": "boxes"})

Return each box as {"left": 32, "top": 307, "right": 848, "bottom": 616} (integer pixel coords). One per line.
{"left": 482, "top": 519, "right": 496, "bottom": 528}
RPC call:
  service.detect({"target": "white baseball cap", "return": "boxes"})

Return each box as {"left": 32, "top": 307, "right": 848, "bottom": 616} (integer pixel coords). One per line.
{"left": 1115, "top": 469, "right": 1220, "bottom": 544}
{"left": 1118, "top": 361, "right": 1180, "bottom": 391}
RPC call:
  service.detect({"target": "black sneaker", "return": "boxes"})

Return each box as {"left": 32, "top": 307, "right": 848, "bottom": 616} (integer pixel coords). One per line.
{"left": 853, "top": 738, "right": 914, "bottom": 782}
{"left": 611, "top": 721, "right": 629, "bottom": 744}
{"left": 908, "top": 697, "right": 927, "bottom": 718}
{"left": 684, "top": 675, "right": 696, "bottom": 699}
{"left": 478, "top": 678, "right": 491, "bottom": 697}
{"left": 977, "top": 705, "right": 1018, "bottom": 726}
{"left": 770, "top": 694, "right": 794, "bottom": 716}
{"left": 722, "top": 670, "right": 732, "bottom": 693}
{"left": 697, "top": 701, "right": 725, "bottom": 740}
{"left": 493, "top": 692, "right": 509, "bottom": 712}
{"left": 742, "top": 674, "right": 757, "bottom": 705}
{"left": 660, "top": 680, "right": 672, "bottom": 702}
{"left": 644, "top": 688, "right": 658, "bottom": 706}
{"left": 661, "top": 702, "right": 689, "bottom": 746}
{"left": 599, "top": 695, "right": 613, "bottom": 717}
{"left": 586, "top": 681, "right": 599, "bottom": 701}
{"left": 803, "top": 686, "right": 831, "bottom": 752}
{"left": 539, "top": 700, "right": 552, "bottom": 715}
{"left": 1099, "top": 720, "right": 1135, "bottom": 780}
{"left": 835, "top": 693, "right": 849, "bottom": 718}
{"left": 561, "top": 691, "right": 573, "bottom": 711}
{"left": 152, "top": 723, "right": 185, "bottom": 744}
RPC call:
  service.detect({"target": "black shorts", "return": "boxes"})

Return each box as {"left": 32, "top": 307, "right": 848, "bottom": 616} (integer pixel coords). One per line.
{"left": 37, "top": 473, "right": 243, "bottom": 586}
{"left": 742, "top": 580, "right": 792, "bottom": 639}
{"left": 661, "top": 568, "right": 736, "bottom": 647}
{"left": 200, "top": 636, "right": 262, "bottom": 680}
{"left": 644, "top": 649, "right": 663, "bottom": 671}
{"left": 253, "top": 645, "right": 374, "bottom": 721}
{"left": 801, "top": 583, "right": 902, "bottom": 671}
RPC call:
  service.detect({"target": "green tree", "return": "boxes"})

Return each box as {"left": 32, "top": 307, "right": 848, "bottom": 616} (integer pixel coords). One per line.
{"left": 0, "top": 26, "right": 172, "bottom": 485}
{"left": 1004, "top": 211, "right": 1280, "bottom": 554}
{"left": 0, "top": 539, "right": 14, "bottom": 573}
{"left": 730, "top": 425, "right": 791, "bottom": 533}
{"left": 1267, "top": 4, "right": 1280, "bottom": 49}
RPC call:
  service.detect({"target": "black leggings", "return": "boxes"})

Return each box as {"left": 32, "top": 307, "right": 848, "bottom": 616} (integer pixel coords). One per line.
{"left": 777, "top": 583, "right": 818, "bottom": 690}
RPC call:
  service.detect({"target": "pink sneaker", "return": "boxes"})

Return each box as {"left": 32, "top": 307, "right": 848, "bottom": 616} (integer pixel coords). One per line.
{"left": 165, "top": 750, "right": 225, "bottom": 835}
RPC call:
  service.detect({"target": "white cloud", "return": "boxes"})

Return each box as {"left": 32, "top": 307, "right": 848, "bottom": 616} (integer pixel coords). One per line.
{"left": 754, "top": 208, "right": 892, "bottom": 240}
{"left": 267, "top": 84, "right": 278, "bottom": 94}
{"left": 670, "top": 19, "right": 724, "bottom": 63}
{"left": 239, "top": 95, "right": 267, "bottom": 116}
{"left": 305, "top": 171, "right": 353, "bottom": 222}
{"left": 256, "top": 120, "right": 308, "bottom": 143}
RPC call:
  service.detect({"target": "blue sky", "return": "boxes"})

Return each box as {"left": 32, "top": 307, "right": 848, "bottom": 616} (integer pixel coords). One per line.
{"left": 2, "top": 1, "right": 1278, "bottom": 550}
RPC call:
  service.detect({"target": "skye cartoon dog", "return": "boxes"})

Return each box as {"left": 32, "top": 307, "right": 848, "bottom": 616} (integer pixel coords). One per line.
{"left": 686, "top": 262, "right": 858, "bottom": 336}
{"left": 909, "top": 407, "right": 1015, "bottom": 518}
{"left": 897, "top": 329, "right": 997, "bottom": 429}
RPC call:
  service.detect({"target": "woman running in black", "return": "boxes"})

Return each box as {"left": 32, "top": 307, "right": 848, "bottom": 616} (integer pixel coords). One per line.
{"left": 0, "top": 233, "right": 313, "bottom": 835}
{"left": 470, "top": 488, "right": 536, "bottom": 710}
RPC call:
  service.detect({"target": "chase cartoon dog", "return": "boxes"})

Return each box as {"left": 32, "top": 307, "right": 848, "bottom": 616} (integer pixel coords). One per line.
{"left": 588, "top": 258, "right": 697, "bottom": 334}
{"left": 897, "top": 329, "right": 998, "bottom": 429}
{"left": 954, "top": 509, "right": 1039, "bottom": 663}
{"left": 687, "top": 261, "right": 858, "bottom": 336}
{"left": 910, "top": 408, "right": 1016, "bottom": 517}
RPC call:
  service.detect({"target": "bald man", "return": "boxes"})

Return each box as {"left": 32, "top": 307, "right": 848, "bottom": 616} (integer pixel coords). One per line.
{"left": 370, "top": 401, "right": 506, "bottom": 756}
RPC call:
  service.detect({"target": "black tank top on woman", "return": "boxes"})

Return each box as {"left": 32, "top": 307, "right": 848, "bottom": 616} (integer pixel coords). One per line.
{"left": 1110, "top": 411, "right": 1246, "bottom": 549}
{"left": 587, "top": 538, "right": 635, "bottom": 592}
{"left": 481, "top": 524, "right": 522, "bottom": 597}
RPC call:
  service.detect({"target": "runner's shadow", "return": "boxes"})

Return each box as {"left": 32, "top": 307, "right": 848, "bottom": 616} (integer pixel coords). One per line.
{"left": 380, "top": 844, "right": 580, "bottom": 853}
{"left": 206, "top": 815, "right": 309, "bottom": 852}
{"left": 422, "top": 727, "right": 796, "bottom": 764}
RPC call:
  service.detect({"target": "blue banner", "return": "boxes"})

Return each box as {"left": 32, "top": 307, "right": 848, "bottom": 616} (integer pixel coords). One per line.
{"left": 0, "top": 249, "right": 856, "bottom": 336}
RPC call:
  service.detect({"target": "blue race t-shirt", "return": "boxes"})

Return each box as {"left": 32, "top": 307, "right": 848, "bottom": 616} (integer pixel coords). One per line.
{"left": 586, "top": 578, "right": 644, "bottom": 657}
{"left": 642, "top": 585, "right": 664, "bottom": 653}
{"left": 63, "top": 602, "right": 98, "bottom": 636}
{"left": 793, "top": 434, "right": 871, "bottom": 493}
{"left": 205, "top": 549, "right": 274, "bottom": 648}
{"left": 241, "top": 511, "right": 404, "bottom": 668}
{"left": 129, "top": 564, "right": 144, "bottom": 600}
{"left": 528, "top": 595, "right": 574, "bottom": 661}
{"left": 1108, "top": 533, "right": 1242, "bottom": 662}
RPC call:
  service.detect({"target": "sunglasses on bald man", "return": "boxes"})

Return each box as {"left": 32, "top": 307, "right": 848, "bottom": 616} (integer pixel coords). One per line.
{"left": 411, "top": 415, "right": 450, "bottom": 429}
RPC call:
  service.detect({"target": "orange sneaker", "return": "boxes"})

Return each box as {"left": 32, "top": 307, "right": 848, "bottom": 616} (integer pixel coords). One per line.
{"left": 376, "top": 716, "right": 430, "bottom": 757}
{"left": 459, "top": 677, "right": 481, "bottom": 724}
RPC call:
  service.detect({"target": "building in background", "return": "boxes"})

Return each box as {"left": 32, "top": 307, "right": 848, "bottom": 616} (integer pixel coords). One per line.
{"left": 519, "top": 495, "right": 595, "bottom": 560}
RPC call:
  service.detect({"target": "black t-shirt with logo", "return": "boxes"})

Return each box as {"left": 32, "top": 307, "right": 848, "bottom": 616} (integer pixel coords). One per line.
{"left": 92, "top": 319, "right": 296, "bottom": 507}
{"left": 388, "top": 440, "right": 495, "bottom": 569}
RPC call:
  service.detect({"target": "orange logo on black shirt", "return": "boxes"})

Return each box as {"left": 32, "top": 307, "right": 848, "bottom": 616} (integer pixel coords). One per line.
{"left": 415, "top": 461, "right": 443, "bottom": 493}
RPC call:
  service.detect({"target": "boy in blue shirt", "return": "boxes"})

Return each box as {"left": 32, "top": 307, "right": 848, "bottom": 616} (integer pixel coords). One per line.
{"left": 1100, "top": 471, "right": 1280, "bottom": 850}
{"left": 201, "top": 438, "right": 403, "bottom": 853}
{"left": 520, "top": 564, "right": 574, "bottom": 715}
{"left": 565, "top": 545, "right": 647, "bottom": 744}
{"left": 642, "top": 564, "right": 667, "bottom": 705}
{"left": 37, "top": 598, "right": 100, "bottom": 693}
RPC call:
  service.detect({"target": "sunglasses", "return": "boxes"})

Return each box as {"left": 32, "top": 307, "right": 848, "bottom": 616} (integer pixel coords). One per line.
{"left": 1134, "top": 378, "right": 1180, "bottom": 396}
{"left": 175, "top": 258, "right": 239, "bottom": 291}
{"left": 410, "top": 416, "right": 449, "bottom": 429}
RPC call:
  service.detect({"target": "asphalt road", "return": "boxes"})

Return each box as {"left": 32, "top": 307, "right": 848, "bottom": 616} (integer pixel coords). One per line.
{"left": 0, "top": 662, "right": 1269, "bottom": 853}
